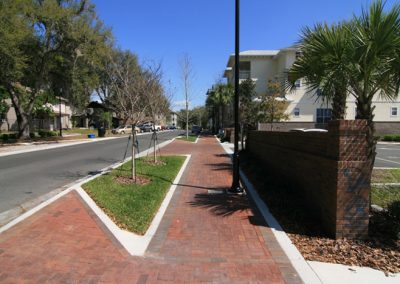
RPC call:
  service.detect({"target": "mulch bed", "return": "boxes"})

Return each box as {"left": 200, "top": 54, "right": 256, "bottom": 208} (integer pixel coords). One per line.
{"left": 240, "top": 152, "right": 400, "bottom": 275}
{"left": 114, "top": 175, "right": 151, "bottom": 185}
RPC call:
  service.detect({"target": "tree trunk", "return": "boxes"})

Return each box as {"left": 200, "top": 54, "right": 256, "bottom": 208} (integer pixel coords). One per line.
{"left": 153, "top": 130, "right": 157, "bottom": 163}
{"left": 332, "top": 89, "right": 346, "bottom": 120}
{"left": 356, "top": 95, "right": 376, "bottom": 162}
{"left": 186, "top": 103, "right": 189, "bottom": 139}
{"left": 355, "top": 95, "right": 376, "bottom": 209}
{"left": 9, "top": 91, "right": 31, "bottom": 139}
{"left": 132, "top": 129, "right": 136, "bottom": 182}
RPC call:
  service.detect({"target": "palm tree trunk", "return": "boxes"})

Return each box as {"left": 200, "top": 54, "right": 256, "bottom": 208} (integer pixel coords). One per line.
{"left": 332, "top": 89, "right": 346, "bottom": 120}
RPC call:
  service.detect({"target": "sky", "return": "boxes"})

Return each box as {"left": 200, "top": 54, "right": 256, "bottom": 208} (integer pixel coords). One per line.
{"left": 91, "top": 0, "right": 398, "bottom": 110}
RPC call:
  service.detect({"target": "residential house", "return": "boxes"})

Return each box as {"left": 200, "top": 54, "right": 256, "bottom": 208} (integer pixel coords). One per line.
{"left": 0, "top": 97, "right": 72, "bottom": 132}
{"left": 223, "top": 47, "right": 400, "bottom": 134}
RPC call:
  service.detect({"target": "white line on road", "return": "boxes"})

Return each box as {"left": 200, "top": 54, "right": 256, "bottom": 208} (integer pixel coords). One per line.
{"left": 375, "top": 157, "right": 400, "bottom": 166}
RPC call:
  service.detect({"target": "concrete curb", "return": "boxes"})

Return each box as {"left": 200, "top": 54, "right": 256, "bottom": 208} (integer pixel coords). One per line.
{"left": 0, "top": 137, "right": 176, "bottom": 229}
{"left": 0, "top": 131, "right": 164, "bottom": 157}
{"left": 220, "top": 142, "right": 322, "bottom": 284}
{"left": 76, "top": 154, "right": 191, "bottom": 256}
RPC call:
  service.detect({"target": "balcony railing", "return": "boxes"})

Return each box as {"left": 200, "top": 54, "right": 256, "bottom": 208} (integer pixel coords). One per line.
{"left": 239, "top": 70, "right": 251, "bottom": 80}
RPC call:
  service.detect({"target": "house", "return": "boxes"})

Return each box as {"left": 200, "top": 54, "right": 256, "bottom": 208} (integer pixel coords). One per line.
{"left": 0, "top": 97, "right": 72, "bottom": 132}
{"left": 223, "top": 47, "right": 400, "bottom": 134}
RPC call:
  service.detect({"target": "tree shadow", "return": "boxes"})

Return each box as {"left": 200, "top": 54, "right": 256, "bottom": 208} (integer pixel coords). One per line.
{"left": 204, "top": 162, "right": 232, "bottom": 171}
{"left": 187, "top": 192, "right": 249, "bottom": 217}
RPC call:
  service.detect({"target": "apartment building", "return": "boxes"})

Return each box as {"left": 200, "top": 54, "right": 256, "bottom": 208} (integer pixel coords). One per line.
{"left": 223, "top": 47, "right": 400, "bottom": 134}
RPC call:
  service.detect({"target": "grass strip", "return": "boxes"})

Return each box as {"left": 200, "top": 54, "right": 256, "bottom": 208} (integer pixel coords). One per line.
{"left": 372, "top": 168, "right": 400, "bottom": 183}
{"left": 82, "top": 155, "right": 185, "bottom": 235}
{"left": 177, "top": 135, "right": 197, "bottom": 142}
{"left": 371, "top": 185, "right": 400, "bottom": 208}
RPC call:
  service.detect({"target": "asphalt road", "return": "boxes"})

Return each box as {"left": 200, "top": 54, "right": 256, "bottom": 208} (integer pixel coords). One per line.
{"left": 0, "top": 130, "right": 182, "bottom": 214}
{"left": 375, "top": 142, "right": 400, "bottom": 168}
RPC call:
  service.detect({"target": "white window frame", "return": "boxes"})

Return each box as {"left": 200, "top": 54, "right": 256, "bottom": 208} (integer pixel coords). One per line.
{"left": 391, "top": 106, "right": 398, "bottom": 117}
{"left": 295, "top": 79, "right": 301, "bottom": 88}
{"left": 294, "top": 108, "right": 300, "bottom": 117}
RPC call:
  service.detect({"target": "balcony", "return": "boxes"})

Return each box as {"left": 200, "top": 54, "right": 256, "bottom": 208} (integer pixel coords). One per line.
{"left": 239, "top": 70, "right": 251, "bottom": 80}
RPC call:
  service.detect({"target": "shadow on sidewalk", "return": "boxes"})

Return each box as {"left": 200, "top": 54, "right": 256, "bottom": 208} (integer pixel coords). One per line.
{"left": 187, "top": 193, "right": 249, "bottom": 217}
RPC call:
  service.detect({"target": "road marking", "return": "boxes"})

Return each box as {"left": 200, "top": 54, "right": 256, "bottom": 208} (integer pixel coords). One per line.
{"left": 375, "top": 157, "right": 400, "bottom": 165}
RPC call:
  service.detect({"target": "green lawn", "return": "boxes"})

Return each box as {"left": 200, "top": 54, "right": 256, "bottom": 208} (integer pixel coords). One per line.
{"left": 371, "top": 185, "right": 400, "bottom": 208}
{"left": 372, "top": 168, "right": 400, "bottom": 183}
{"left": 177, "top": 135, "right": 198, "bottom": 142}
{"left": 82, "top": 156, "right": 185, "bottom": 235}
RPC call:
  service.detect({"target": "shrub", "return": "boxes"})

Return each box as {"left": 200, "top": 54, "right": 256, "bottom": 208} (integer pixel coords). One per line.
{"left": 29, "top": 132, "right": 36, "bottom": 139}
{"left": 38, "top": 129, "right": 58, "bottom": 138}
{"left": 383, "top": 135, "right": 394, "bottom": 141}
{"left": 1, "top": 134, "right": 8, "bottom": 141}
{"left": 382, "top": 134, "right": 400, "bottom": 142}
{"left": 8, "top": 133, "right": 17, "bottom": 140}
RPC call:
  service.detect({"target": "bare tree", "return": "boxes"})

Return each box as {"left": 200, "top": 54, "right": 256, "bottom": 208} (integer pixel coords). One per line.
{"left": 143, "top": 62, "right": 170, "bottom": 162}
{"left": 179, "top": 54, "right": 194, "bottom": 139}
{"left": 107, "top": 49, "right": 148, "bottom": 181}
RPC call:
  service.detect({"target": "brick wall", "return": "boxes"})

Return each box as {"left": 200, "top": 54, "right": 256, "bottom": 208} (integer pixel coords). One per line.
{"left": 247, "top": 120, "right": 371, "bottom": 239}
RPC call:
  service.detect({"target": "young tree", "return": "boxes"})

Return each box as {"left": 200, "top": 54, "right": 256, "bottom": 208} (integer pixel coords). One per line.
{"left": 239, "top": 78, "right": 258, "bottom": 129}
{"left": 143, "top": 62, "right": 170, "bottom": 162}
{"left": 179, "top": 54, "right": 194, "bottom": 139}
{"left": 259, "top": 80, "right": 289, "bottom": 130}
{"left": 107, "top": 49, "right": 147, "bottom": 181}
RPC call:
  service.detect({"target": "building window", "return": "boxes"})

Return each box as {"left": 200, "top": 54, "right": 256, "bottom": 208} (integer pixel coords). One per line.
{"left": 239, "top": 61, "right": 251, "bottom": 79}
{"left": 295, "top": 79, "right": 301, "bottom": 88}
{"left": 316, "top": 108, "right": 332, "bottom": 124}
{"left": 391, "top": 107, "right": 398, "bottom": 116}
{"left": 316, "top": 88, "right": 323, "bottom": 96}
{"left": 294, "top": 108, "right": 300, "bottom": 117}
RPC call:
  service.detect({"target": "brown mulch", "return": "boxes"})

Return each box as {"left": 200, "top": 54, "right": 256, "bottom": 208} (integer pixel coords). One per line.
{"left": 142, "top": 159, "right": 166, "bottom": 166}
{"left": 114, "top": 175, "right": 151, "bottom": 185}
{"left": 240, "top": 152, "right": 400, "bottom": 275}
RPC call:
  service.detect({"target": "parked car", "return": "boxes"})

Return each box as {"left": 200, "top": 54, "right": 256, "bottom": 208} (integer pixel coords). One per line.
{"left": 167, "top": 125, "right": 177, "bottom": 130}
{"left": 112, "top": 125, "right": 140, "bottom": 134}
{"left": 139, "top": 123, "right": 153, "bottom": 132}
{"left": 191, "top": 125, "right": 202, "bottom": 135}
{"left": 289, "top": 128, "right": 327, "bottom": 133}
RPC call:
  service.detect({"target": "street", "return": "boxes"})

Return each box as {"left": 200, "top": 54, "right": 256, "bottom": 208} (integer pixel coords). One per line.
{"left": 0, "top": 131, "right": 182, "bottom": 214}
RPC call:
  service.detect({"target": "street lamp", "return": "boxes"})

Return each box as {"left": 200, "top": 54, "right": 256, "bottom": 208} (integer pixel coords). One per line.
{"left": 228, "top": 0, "right": 243, "bottom": 194}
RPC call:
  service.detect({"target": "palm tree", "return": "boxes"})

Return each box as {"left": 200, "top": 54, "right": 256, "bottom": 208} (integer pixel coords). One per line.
{"left": 208, "top": 83, "right": 233, "bottom": 131}
{"left": 348, "top": 0, "right": 400, "bottom": 161}
{"left": 287, "top": 22, "right": 353, "bottom": 120}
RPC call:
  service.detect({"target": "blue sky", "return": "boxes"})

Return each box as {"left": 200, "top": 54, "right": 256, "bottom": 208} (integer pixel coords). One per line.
{"left": 91, "top": 0, "right": 398, "bottom": 110}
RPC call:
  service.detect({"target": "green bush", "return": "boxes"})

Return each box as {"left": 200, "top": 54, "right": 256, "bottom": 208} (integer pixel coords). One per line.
{"left": 382, "top": 134, "right": 400, "bottom": 142}
{"left": 383, "top": 135, "right": 394, "bottom": 141}
{"left": 8, "top": 133, "right": 17, "bottom": 140}
{"left": 38, "top": 129, "right": 58, "bottom": 138}
{"left": 1, "top": 134, "right": 8, "bottom": 141}
{"left": 29, "top": 132, "right": 36, "bottom": 139}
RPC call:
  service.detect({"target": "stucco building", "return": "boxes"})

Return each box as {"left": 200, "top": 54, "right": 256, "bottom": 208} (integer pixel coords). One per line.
{"left": 223, "top": 48, "right": 400, "bottom": 134}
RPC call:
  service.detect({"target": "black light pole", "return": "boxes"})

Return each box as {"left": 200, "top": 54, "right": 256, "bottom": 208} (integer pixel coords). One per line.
{"left": 229, "top": 0, "right": 242, "bottom": 193}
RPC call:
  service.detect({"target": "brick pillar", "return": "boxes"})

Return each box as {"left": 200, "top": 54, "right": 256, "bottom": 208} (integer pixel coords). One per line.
{"left": 328, "top": 120, "right": 371, "bottom": 239}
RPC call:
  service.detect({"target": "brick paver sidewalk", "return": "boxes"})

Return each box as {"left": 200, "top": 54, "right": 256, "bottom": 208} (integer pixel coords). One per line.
{"left": 0, "top": 136, "right": 301, "bottom": 283}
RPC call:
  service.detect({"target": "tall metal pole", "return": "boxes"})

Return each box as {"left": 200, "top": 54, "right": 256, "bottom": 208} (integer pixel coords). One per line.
{"left": 229, "top": 0, "right": 242, "bottom": 193}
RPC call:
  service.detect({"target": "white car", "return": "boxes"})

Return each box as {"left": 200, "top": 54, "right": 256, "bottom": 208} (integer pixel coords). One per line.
{"left": 112, "top": 125, "right": 140, "bottom": 134}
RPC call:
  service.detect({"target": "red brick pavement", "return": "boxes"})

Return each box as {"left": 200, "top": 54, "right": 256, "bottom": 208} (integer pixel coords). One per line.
{"left": 0, "top": 136, "right": 301, "bottom": 283}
